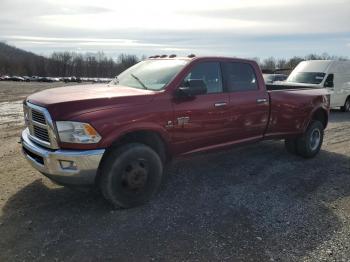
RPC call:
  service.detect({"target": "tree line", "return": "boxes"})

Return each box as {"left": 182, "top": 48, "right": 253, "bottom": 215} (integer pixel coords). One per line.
{"left": 0, "top": 42, "right": 348, "bottom": 77}
{"left": 47, "top": 52, "right": 139, "bottom": 78}
{"left": 257, "top": 53, "right": 348, "bottom": 72}
{"left": 0, "top": 42, "right": 140, "bottom": 77}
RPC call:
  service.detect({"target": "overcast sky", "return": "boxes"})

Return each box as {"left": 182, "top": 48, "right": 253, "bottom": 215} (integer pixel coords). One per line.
{"left": 0, "top": 0, "right": 349, "bottom": 59}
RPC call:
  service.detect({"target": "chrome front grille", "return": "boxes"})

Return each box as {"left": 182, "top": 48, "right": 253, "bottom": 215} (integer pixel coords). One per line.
{"left": 24, "top": 102, "right": 59, "bottom": 149}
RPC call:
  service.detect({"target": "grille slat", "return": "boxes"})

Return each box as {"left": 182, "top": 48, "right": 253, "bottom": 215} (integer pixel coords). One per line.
{"left": 34, "top": 132, "right": 49, "bottom": 139}
{"left": 33, "top": 125, "right": 50, "bottom": 142}
{"left": 32, "top": 110, "right": 46, "bottom": 124}
{"left": 33, "top": 133, "right": 49, "bottom": 142}
{"left": 33, "top": 126, "right": 48, "bottom": 134}
{"left": 33, "top": 133, "right": 49, "bottom": 141}
{"left": 33, "top": 130, "right": 49, "bottom": 138}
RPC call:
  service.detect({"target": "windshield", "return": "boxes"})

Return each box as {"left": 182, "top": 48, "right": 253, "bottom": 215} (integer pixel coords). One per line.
{"left": 110, "top": 59, "right": 189, "bottom": 90}
{"left": 287, "top": 72, "right": 326, "bottom": 85}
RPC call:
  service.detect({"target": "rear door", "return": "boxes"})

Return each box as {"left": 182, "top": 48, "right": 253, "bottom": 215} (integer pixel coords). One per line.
{"left": 171, "top": 61, "right": 231, "bottom": 153}
{"left": 222, "top": 61, "right": 269, "bottom": 141}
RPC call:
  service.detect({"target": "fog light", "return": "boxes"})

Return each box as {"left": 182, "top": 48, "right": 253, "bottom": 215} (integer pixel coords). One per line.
{"left": 59, "top": 160, "right": 77, "bottom": 170}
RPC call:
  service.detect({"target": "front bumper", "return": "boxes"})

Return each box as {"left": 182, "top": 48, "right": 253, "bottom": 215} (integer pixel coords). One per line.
{"left": 21, "top": 128, "right": 105, "bottom": 186}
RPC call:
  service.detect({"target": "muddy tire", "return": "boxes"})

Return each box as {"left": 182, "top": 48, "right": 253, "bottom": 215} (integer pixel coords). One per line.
{"left": 99, "top": 143, "right": 163, "bottom": 208}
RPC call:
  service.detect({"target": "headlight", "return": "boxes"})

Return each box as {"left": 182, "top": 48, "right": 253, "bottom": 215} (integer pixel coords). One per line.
{"left": 23, "top": 103, "right": 30, "bottom": 127}
{"left": 56, "top": 121, "right": 102, "bottom": 144}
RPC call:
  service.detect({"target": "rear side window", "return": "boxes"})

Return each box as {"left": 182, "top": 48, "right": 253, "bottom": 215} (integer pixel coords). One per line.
{"left": 223, "top": 62, "right": 258, "bottom": 92}
{"left": 184, "top": 62, "right": 223, "bottom": 94}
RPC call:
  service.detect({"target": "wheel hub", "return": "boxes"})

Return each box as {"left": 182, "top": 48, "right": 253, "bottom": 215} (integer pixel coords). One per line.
{"left": 310, "top": 129, "right": 321, "bottom": 151}
{"left": 122, "top": 159, "right": 148, "bottom": 191}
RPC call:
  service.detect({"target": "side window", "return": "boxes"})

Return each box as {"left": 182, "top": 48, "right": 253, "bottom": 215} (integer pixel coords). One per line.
{"left": 324, "top": 74, "right": 334, "bottom": 88}
{"left": 184, "top": 62, "right": 223, "bottom": 94}
{"left": 223, "top": 62, "right": 258, "bottom": 92}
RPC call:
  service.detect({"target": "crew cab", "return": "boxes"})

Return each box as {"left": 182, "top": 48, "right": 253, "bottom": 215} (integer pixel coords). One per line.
{"left": 21, "top": 56, "right": 330, "bottom": 208}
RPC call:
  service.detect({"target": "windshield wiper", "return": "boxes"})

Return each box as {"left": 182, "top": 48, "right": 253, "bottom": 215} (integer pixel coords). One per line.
{"left": 131, "top": 74, "right": 148, "bottom": 90}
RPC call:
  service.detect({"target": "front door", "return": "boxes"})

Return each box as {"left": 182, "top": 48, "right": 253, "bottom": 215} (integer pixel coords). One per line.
{"left": 171, "top": 61, "right": 231, "bottom": 154}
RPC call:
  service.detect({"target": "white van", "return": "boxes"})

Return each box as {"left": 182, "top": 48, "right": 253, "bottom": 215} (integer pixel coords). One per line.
{"left": 286, "top": 60, "right": 350, "bottom": 112}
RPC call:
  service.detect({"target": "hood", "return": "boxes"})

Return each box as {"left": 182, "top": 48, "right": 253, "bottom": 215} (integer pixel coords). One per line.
{"left": 27, "top": 84, "right": 157, "bottom": 120}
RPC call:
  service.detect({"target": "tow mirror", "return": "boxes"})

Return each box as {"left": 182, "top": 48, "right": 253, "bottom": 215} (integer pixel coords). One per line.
{"left": 175, "top": 79, "right": 207, "bottom": 98}
{"left": 324, "top": 74, "right": 334, "bottom": 88}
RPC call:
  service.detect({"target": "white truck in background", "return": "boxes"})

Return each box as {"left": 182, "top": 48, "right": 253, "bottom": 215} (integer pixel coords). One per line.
{"left": 286, "top": 60, "right": 350, "bottom": 112}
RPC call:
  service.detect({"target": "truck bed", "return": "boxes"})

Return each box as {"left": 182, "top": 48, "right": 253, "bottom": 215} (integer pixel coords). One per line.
{"left": 265, "top": 87, "right": 330, "bottom": 137}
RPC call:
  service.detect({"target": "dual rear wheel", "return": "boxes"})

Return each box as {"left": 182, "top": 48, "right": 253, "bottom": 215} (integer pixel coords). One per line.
{"left": 285, "top": 120, "right": 324, "bottom": 158}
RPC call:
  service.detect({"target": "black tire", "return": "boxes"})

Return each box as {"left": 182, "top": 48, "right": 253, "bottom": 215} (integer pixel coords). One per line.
{"left": 341, "top": 97, "right": 350, "bottom": 112}
{"left": 296, "top": 120, "right": 324, "bottom": 158}
{"left": 285, "top": 138, "right": 298, "bottom": 154}
{"left": 99, "top": 143, "right": 163, "bottom": 208}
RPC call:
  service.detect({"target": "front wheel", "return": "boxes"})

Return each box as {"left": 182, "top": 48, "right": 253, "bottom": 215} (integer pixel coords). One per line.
{"left": 341, "top": 98, "right": 350, "bottom": 112}
{"left": 99, "top": 143, "right": 163, "bottom": 208}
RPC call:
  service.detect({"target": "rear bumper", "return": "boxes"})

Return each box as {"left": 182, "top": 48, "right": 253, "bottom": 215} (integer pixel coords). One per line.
{"left": 21, "top": 128, "right": 105, "bottom": 186}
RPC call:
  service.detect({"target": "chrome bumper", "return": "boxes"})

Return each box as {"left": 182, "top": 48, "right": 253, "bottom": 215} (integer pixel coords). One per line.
{"left": 21, "top": 128, "right": 105, "bottom": 185}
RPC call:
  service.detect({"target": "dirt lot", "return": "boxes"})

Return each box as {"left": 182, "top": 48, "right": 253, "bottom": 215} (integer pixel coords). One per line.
{"left": 0, "top": 81, "right": 349, "bottom": 262}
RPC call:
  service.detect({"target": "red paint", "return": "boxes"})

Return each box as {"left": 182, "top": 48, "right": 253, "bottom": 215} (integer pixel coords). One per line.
{"left": 26, "top": 57, "right": 330, "bottom": 155}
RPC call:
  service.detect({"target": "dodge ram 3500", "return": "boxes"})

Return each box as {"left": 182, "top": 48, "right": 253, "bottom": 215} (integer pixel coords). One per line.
{"left": 21, "top": 56, "right": 330, "bottom": 208}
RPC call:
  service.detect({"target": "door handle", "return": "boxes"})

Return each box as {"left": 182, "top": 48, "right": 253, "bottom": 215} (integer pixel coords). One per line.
{"left": 256, "top": 98, "right": 267, "bottom": 104}
{"left": 214, "top": 102, "right": 227, "bottom": 108}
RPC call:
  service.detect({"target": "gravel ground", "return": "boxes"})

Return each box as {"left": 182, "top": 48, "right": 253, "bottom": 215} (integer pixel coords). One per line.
{"left": 0, "top": 81, "right": 349, "bottom": 262}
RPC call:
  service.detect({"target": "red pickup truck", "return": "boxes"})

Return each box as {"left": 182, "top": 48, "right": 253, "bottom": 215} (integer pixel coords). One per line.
{"left": 21, "top": 56, "right": 330, "bottom": 208}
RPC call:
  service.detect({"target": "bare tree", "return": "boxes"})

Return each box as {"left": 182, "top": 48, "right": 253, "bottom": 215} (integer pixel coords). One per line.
{"left": 261, "top": 57, "right": 277, "bottom": 71}
{"left": 276, "top": 59, "right": 287, "bottom": 69}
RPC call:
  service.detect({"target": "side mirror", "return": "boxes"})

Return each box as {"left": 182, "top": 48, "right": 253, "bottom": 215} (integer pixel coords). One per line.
{"left": 324, "top": 74, "right": 334, "bottom": 88}
{"left": 175, "top": 79, "right": 207, "bottom": 98}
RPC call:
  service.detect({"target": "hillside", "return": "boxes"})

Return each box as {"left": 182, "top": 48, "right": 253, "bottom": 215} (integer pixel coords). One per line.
{"left": 0, "top": 42, "right": 49, "bottom": 76}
